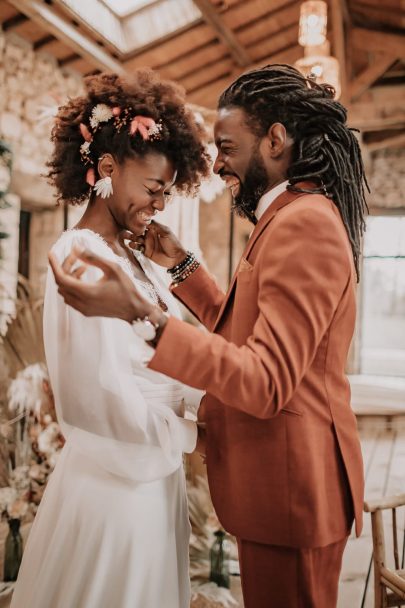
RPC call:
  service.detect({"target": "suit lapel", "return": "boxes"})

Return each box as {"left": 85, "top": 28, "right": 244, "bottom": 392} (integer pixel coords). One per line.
{"left": 212, "top": 184, "right": 315, "bottom": 332}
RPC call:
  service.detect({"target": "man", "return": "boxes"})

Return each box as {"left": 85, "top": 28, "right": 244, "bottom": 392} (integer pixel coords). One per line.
{"left": 50, "top": 64, "right": 366, "bottom": 607}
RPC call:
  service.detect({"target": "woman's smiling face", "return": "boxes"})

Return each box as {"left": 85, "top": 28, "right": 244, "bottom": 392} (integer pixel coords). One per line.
{"left": 100, "top": 152, "right": 177, "bottom": 236}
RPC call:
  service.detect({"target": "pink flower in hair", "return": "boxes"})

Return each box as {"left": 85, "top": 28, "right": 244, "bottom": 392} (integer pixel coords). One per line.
{"left": 112, "top": 107, "right": 121, "bottom": 116}
{"left": 130, "top": 116, "right": 160, "bottom": 141}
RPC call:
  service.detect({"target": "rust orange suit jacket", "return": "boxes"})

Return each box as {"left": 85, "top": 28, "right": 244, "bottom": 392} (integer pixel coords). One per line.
{"left": 149, "top": 186, "right": 365, "bottom": 549}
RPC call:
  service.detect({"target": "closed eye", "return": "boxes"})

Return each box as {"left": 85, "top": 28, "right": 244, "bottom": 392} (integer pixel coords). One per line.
{"left": 221, "top": 146, "right": 235, "bottom": 155}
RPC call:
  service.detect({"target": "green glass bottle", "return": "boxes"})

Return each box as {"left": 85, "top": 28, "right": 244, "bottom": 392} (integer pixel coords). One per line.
{"left": 209, "top": 529, "right": 230, "bottom": 589}
{"left": 4, "top": 518, "right": 23, "bottom": 581}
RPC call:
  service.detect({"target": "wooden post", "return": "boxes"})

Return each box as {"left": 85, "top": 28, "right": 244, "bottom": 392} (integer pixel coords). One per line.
{"left": 330, "top": 0, "right": 348, "bottom": 105}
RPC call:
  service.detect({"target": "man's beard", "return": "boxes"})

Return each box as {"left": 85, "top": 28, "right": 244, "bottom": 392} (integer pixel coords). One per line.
{"left": 232, "top": 149, "right": 269, "bottom": 224}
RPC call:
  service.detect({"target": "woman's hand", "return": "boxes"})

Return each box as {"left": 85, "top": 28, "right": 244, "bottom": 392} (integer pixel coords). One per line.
{"left": 122, "top": 221, "right": 188, "bottom": 269}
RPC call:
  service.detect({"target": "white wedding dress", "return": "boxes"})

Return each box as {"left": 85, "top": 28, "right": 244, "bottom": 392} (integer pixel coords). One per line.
{"left": 11, "top": 229, "right": 201, "bottom": 608}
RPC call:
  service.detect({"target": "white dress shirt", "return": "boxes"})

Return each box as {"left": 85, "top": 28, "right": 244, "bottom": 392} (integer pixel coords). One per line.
{"left": 255, "top": 180, "right": 289, "bottom": 221}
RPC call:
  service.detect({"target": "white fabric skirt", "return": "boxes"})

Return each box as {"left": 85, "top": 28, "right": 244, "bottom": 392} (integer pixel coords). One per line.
{"left": 11, "top": 441, "right": 191, "bottom": 608}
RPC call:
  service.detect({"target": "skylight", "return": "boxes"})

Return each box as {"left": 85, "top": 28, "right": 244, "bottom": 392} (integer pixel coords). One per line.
{"left": 102, "top": 0, "right": 157, "bottom": 17}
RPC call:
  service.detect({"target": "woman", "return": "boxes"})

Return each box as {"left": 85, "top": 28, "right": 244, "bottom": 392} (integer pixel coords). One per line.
{"left": 11, "top": 71, "right": 209, "bottom": 608}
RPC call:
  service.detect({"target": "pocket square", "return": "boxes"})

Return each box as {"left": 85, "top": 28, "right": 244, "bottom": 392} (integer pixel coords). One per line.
{"left": 238, "top": 257, "right": 253, "bottom": 273}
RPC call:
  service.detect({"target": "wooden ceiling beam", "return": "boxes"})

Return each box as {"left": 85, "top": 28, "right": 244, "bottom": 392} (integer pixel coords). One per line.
{"left": 33, "top": 33, "right": 56, "bottom": 50}
{"left": 59, "top": 52, "right": 81, "bottom": 66}
{"left": 125, "top": 0, "right": 297, "bottom": 70}
{"left": 350, "top": 4, "right": 405, "bottom": 28}
{"left": 349, "top": 91, "right": 405, "bottom": 131}
{"left": 157, "top": 4, "right": 299, "bottom": 81}
{"left": 2, "top": 11, "right": 28, "bottom": 31}
{"left": 8, "top": 0, "right": 125, "bottom": 73}
{"left": 366, "top": 132, "right": 405, "bottom": 152}
{"left": 188, "top": 45, "right": 302, "bottom": 108}
{"left": 352, "top": 0, "right": 405, "bottom": 8}
{"left": 350, "top": 54, "right": 397, "bottom": 101}
{"left": 192, "top": 0, "right": 250, "bottom": 66}
{"left": 181, "top": 24, "right": 298, "bottom": 94}
{"left": 350, "top": 27, "right": 405, "bottom": 56}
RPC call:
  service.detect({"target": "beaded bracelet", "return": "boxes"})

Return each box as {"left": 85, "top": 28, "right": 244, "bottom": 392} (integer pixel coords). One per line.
{"left": 171, "top": 258, "right": 200, "bottom": 286}
{"left": 167, "top": 251, "right": 199, "bottom": 284}
{"left": 167, "top": 251, "right": 194, "bottom": 276}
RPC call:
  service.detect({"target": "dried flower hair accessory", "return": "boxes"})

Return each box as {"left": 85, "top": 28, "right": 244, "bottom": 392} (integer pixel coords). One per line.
{"left": 89, "top": 104, "right": 114, "bottom": 129}
{"left": 86, "top": 167, "right": 96, "bottom": 187}
{"left": 130, "top": 115, "right": 163, "bottom": 141}
{"left": 79, "top": 123, "right": 93, "bottom": 165}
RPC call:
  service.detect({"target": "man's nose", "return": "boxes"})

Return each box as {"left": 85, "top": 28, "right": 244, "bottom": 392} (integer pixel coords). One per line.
{"left": 213, "top": 154, "right": 224, "bottom": 175}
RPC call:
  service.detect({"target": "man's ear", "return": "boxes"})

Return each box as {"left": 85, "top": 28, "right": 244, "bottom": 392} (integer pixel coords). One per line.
{"left": 265, "top": 122, "right": 288, "bottom": 158}
{"left": 97, "top": 153, "right": 115, "bottom": 179}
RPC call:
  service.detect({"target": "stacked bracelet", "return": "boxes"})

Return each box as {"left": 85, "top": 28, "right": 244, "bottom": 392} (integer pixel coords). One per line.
{"left": 168, "top": 251, "right": 200, "bottom": 285}
{"left": 168, "top": 252, "right": 194, "bottom": 276}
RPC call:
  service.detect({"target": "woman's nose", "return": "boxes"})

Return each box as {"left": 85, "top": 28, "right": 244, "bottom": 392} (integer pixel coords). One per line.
{"left": 152, "top": 193, "right": 165, "bottom": 212}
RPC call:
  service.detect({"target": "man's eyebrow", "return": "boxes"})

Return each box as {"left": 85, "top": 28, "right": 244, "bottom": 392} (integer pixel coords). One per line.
{"left": 215, "top": 137, "right": 234, "bottom": 145}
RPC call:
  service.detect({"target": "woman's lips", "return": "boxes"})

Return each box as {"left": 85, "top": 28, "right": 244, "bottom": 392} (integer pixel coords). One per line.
{"left": 136, "top": 211, "right": 153, "bottom": 225}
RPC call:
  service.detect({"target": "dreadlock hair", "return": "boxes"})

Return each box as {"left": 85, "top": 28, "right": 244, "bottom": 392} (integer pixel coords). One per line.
{"left": 218, "top": 63, "right": 369, "bottom": 281}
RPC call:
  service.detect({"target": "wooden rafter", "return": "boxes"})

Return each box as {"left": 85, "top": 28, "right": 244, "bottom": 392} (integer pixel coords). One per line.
{"left": 351, "top": 27, "right": 405, "bottom": 56}
{"left": 349, "top": 87, "right": 405, "bottom": 130}
{"left": 33, "top": 34, "right": 56, "bottom": 50}
{"left": 2, "top": 11, "right": 28, "bottom": 31}
{"left": 8, "top": 0, "right": 125, "bottom": 73}
{"left": 350, "top": 54, "right": 397, "bottom": 101}
{"left": 188, "top": 45, "right": 303, "bottom": 108}
{"left": 192, "top": 0, "right": 251, "bottom": 67}
{"left": 367, "top": 132, "right": 405, "bottom": 151}
{"left": 350, "top": 3, "right": 405, "bottom": 28}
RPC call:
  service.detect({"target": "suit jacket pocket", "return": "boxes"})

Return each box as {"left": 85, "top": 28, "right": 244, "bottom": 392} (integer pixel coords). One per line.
{"left": 236, "top": 269, "right": 254, "bottom": 284}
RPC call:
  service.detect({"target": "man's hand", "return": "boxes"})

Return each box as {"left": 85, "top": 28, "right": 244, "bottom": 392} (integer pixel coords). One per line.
{"left": 122, "top": 221, "right": 188, "bottom": 268}
{"left": 48, "top": 245, "right": 152, "bottom": 322}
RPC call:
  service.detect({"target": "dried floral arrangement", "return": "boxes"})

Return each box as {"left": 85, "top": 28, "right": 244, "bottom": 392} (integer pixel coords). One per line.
{"left": 0, "top": 279, "right": 61, "bottom": 525}
{"left": 0, "top": 362, "right": 63, "bottom": 524}
{"left": 188, "top": 476, "right": 238, "bottom": 607}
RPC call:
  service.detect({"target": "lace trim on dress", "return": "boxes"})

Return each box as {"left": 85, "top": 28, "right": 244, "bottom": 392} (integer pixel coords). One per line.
{"left": 63, "top": 228, "right": 170, "bottom": 311}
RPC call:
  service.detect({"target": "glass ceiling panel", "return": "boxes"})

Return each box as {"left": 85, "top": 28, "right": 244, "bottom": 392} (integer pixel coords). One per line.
{"left": 103, "top": 0, "right": 156, "bottom": 17}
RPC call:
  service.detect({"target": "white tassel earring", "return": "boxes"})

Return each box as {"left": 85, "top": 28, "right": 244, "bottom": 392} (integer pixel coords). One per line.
{"left": 94, "top": 176, "right": 113, "bottom": 199}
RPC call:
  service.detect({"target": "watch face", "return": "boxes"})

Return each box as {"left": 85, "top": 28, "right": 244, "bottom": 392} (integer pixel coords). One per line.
{"left": 133, "top": 320, "right": 156, "bottom": 341}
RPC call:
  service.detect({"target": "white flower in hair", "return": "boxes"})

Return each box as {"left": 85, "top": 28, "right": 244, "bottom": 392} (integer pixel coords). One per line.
{"left": 148, "top": 120, "right": 163, "bottom": 140}
{"left": 90, "top": 103, "right": 113, "bottom": 129}
{"left": 80, "top": 141, "right": 91, "bottom": 153}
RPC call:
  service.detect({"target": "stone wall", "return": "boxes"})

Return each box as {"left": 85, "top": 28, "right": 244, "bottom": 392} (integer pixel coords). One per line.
{"left": 0, "top": 194, "right": 20, "bottom": 334}
{"left": 0, "top": 32, "right": 83, "bottom": 181}
{"left": 0, "top": 30, "right": 83, "bottom": 297}
{"left": 368, "top": 147, "right": 405, "bottom": 209}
